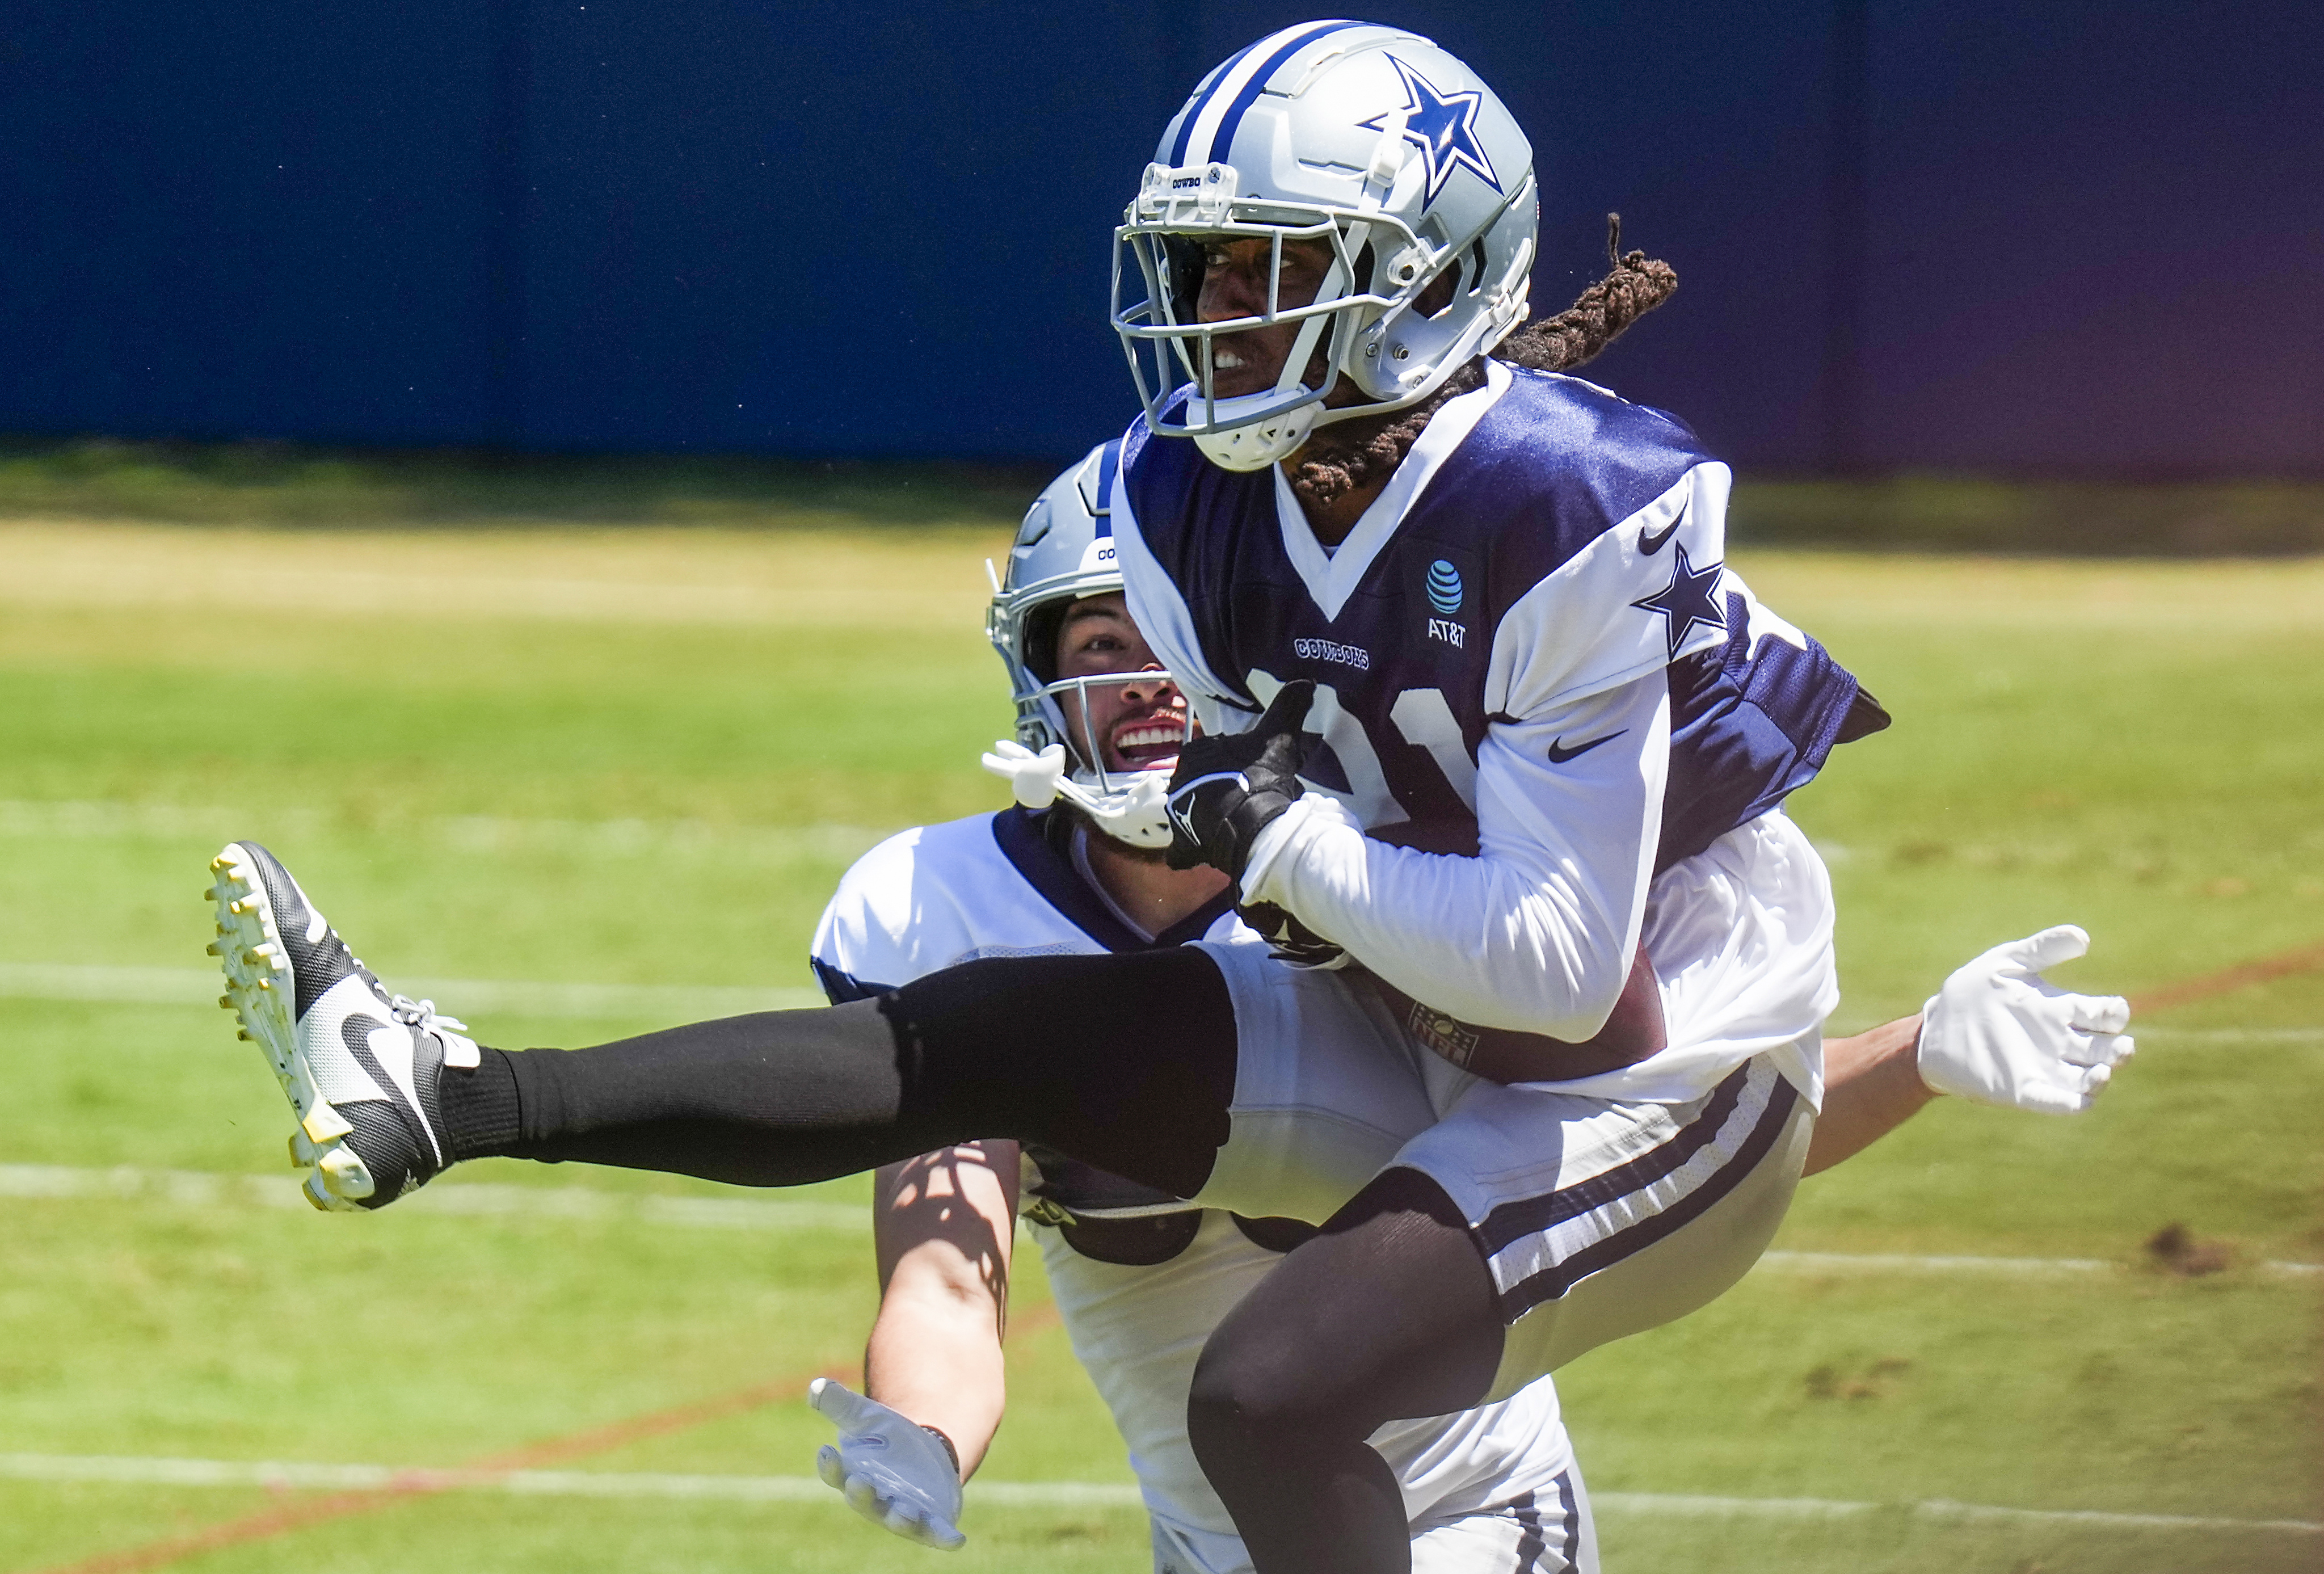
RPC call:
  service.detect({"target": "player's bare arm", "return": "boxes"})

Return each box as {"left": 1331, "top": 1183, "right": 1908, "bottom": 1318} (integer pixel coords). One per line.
{"left": 805, "top": 1143, "right": 1017, "bottom": 1550}
{"left": 866, "top": 1142, "right": 1018, "bottom": 1471}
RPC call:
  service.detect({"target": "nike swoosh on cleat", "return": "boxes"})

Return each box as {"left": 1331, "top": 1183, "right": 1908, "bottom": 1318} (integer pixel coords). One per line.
{"left": 1546, "top": 730, "right": 1627, "bottom": 764}
{"left": 1638, "top": 510, "right": 1685, "bottom": 555}
{"left": 343, "top": 1015, "right": 443, "bottom": 1167}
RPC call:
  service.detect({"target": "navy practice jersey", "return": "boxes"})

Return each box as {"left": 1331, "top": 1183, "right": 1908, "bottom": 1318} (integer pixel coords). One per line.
{"left": 1113, "top": 360, "right": 1884, "bottom": 1038}
{"left": 1117, "top": 360, "right": 1876, "bottom": 867}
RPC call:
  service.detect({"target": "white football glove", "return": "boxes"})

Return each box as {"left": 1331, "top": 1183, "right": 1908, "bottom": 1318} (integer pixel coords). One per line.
{"left": 1917, "top": 925, "right": 2134, "bottom": 1114}
{"left": 809, "top": 1378, "right": 966, "bottom": 1551}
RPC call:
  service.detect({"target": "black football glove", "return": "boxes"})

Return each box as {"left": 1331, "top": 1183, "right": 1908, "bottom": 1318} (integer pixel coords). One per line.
{"left": 1236, "top": 899, "right": 1348, "bottom": 970}
{"left": 1164, "top": 681, "right": 1313, "bottom": 879}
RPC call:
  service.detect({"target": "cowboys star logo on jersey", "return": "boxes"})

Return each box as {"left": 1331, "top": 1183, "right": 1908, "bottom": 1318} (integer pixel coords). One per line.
{"left": 1630, "top": 543, "right": 1728, "bottom": 658}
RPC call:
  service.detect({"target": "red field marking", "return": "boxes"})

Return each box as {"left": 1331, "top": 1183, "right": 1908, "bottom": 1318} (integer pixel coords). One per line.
{"left": 26, "top": 1362, "right": 853, "bottom": 1574}
{"left": 1007, "top": 1299, "right": 1064, "bottom": 1344}
{"left": 2132, "top": 938, "right": 2324, "bottom": 1014}
{"left": 30, "top": 1295, "right": 1069, "bottom": 1574}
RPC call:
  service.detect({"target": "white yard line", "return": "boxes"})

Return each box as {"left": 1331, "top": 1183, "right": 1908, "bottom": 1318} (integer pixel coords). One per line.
{"left": 0, "top": 1454, "right": 2310, "bottom": 1533}
{"left": 0, "top": 554, "right": 988, "bottom": 629}
{"left": 4, "top": 1164, "right": 2318, "bottom": 1278}
{"left": 0, "top": 798, "right": 887, "bottom": 862}
{"left": 1758, "top": 1251, "right": 2106, "bottom": 1274}
{"left": 0, "top": 1165, "right": 864, "bottom": 1231}
{"left": 1757, "top": 1250, "right": 2318, "bottom": 1280}
{"left": 1821, "top": 1019, "right": 2321, "bottom": 1045}
{"left": 1589, "top": 1489, "right": 2321, "bottom": 1535}
{"left": 0, "top": 1453, "right": 1132, "bottom": 1507}
{"left": 0, "top": 963, "right": 823, "bottom": 1018}
{"left": 2130, "top": 1026, "right": 2324, "bottom": 1043}
{"left": 12, "top": 953, "right": 2315, "bottom": 1042}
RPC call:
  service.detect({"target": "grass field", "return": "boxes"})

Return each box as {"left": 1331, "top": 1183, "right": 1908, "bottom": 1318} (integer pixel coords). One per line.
{"left": 0, "top": 517, "right": 2317, "bottom": 1573}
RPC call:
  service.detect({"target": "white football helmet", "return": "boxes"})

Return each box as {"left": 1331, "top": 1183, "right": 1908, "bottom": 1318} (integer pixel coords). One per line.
{"left": 982, "top": 441, "right": 1189, "bottom": 848}
{"left": 1112, "top": 21, "right": 1539, "bottom": 470}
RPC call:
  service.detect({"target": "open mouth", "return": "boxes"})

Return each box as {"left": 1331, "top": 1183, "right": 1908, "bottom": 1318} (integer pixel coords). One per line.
{"left": 1110, "top": 719, "right": 1188, "bottom": 772}
{"left": 1203, "top": 333, "right": 1280, "bottom": 397}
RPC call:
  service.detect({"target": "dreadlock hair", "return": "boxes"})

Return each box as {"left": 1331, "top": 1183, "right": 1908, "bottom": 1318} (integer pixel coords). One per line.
{"left": 1289, "top": 214, "right": 1679, "bottom": 511}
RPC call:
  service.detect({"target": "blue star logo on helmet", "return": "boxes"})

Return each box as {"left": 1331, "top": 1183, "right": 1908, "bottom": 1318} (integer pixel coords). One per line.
{"left": 1359, "top": 58, "right": 1501, "bottom": 203}
{"left": 1426, "top": 559, "right": 1464, "bottom": 616}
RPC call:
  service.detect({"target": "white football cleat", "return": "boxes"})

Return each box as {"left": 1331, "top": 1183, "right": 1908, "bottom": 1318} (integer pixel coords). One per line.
{"left": 207, "top": 841, "right": 477, "bottom": 1211}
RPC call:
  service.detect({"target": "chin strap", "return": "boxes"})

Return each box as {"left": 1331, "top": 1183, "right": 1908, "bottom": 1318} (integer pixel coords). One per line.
{"left": 1190, "top": 387, "right": 1321, "bottom": 472}
{"left": 981, "top": 740, "right": 1175, "bottom": 850}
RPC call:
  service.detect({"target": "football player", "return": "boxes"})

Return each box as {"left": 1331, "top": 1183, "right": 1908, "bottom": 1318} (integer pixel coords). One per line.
{"left": 202, "top": 24, "right": 2131, "bottom": 1573}
{"left": 799, "top": 448, "right": 2127, "bottom": 1571}
{"left": 810, "top": 447, "right": 1595, "bottom": 1569}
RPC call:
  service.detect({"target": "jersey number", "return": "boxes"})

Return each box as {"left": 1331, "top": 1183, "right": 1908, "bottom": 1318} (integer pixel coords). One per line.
{"left": 1247, "top": 671, "right": 1477, "bottom": 827}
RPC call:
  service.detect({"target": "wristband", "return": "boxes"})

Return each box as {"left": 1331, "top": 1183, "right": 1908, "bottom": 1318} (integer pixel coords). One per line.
{"left": 920, "top": 1424, "right": 962, "bottom": 1478}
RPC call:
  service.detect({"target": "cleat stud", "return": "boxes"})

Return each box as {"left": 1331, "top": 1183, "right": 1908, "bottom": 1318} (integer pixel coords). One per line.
{"left": 218, "top": 995, "right": 234, "bottom": 1010}
{"left": 237, "top": 1029, "right": 253, "bottom": 1041}
{"left": 204, "top": 941, "right": 224, "bottom": 956}
{"left": 317, "top": 1147, "right": 376, "bottom": 1198}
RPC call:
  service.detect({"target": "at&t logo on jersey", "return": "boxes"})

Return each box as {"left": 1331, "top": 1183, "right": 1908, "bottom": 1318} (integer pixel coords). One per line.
{"left": 1425, "top": 558, "right": 1466, "bottom": 647}
{"left": 1426, "top": 559, "right": 1464, "bottom": 613}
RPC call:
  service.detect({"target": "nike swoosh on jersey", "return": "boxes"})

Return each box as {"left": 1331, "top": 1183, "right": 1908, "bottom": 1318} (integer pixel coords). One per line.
{"left": 1546, "top": 730, "right": 1627, "bottom": 764}
{"left": 1639, "top": 510, "right": 1685, "bottom": 555}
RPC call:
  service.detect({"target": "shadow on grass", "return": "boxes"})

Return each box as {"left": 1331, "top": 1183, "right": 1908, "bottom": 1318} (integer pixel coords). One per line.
{"left": 2, "top": 437, "right": 2322, "bottom": 552}
{"left": 0, "top": 438, "right": 1050, "bottom": 531}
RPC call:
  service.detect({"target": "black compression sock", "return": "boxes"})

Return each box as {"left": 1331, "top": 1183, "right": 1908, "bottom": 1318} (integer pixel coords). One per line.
{"left": 440, "top": 1047, "right": 523, "bottom": 1161}
{"left": 424, "top": 949, "right": 1239, "bottom": 1196}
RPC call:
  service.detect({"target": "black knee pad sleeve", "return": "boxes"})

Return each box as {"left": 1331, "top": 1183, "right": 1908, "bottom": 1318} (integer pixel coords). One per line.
{"left": 880, "top": 947, "right": 1237, "bottom": 1200}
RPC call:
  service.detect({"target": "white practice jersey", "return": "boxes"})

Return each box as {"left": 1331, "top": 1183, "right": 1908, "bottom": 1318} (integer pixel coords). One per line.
{"left": 810, "top": 807, "right": 1577, "bottom": 1560}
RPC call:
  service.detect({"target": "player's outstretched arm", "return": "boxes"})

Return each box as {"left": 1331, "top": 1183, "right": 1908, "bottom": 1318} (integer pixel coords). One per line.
{"left": 1804, "top": 927, "right": 2134, "bottom": 1175}
{"left": 814, "top": 1140, "right": 1021, "bottom": 1550}
{"left": 1803, "top": 1016, "right": 1931, "bottom": 1176}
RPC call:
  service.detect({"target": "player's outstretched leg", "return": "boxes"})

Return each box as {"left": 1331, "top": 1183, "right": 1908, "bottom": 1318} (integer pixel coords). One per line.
{"left": 204, "top": 843, "right": 1240, "bottom": 1210}
{"left": 208, "top": 841, "right": 477, "bottom": 1211}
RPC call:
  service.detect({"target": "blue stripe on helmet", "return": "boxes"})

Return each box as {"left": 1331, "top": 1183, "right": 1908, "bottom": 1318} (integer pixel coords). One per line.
{"left": 1167, "top": 39, "right": 1260, "bottom": 167}
{"left": 1094, "top": 440, "right": 1121, "bottom": 537}
{"left": 1205, "top": 19, "right": 1363, "bottom": 166}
